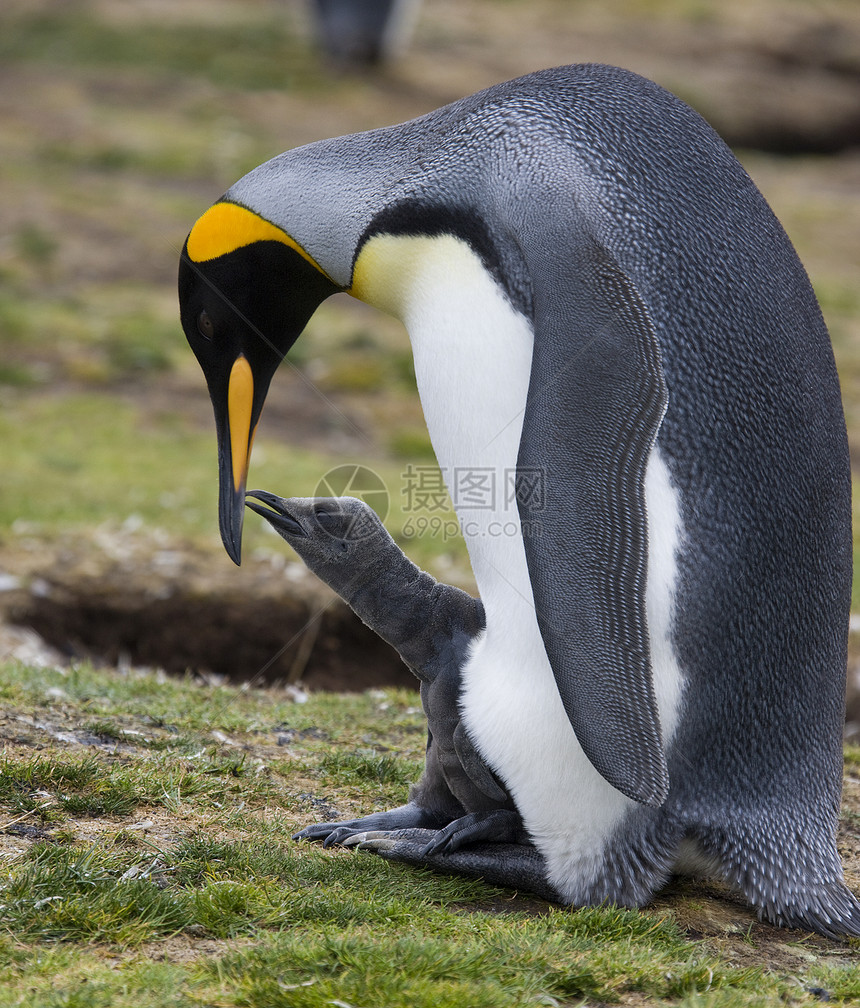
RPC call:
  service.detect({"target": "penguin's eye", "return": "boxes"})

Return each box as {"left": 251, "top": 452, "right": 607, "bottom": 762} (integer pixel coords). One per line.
{"left": 313, "top": 507, "right": 339, "bottom": 530}
{"left": 197, "top": 310, "right": 214, "bottom": 340}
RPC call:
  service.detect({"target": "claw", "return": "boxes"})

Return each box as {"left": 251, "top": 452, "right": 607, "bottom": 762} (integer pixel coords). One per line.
{"left": 343, "top": 830, "right": 393, "bottom": 846}
{"left": 293, "top": 822, "right": 341, "bottom": 843}
{"left": 293, "top": 829, "right": 320, "bottom": 842}
{"left": 356, "top": 836, "right": 397, "bottom": 852}
{"left": 420, "top": 835, "right": 450, "bottom": 857}
{"left": 340, "top": 831, "right": 371, "bottom": 846}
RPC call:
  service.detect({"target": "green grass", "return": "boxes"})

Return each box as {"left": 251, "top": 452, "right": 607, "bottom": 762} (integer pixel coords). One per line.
{"left": 3, "top": 658, "right": 854, "bottom": 1007}
{"left": 0, "top": 746, "right": 282, "bottom": 826}
{"left": 0, "top": 752, "right": 138, "bottom": 820}
{"left": 0, "top": 289, "right": 179, "bottom": 384}
{"left": 0, "top": 394, "right": 215, "bottom": 537}
{"left": 200, "top": 909, "right": 763, "bottom": 1007}
{"left": 0, "top": 843, "right": 766, "bottom": 1006}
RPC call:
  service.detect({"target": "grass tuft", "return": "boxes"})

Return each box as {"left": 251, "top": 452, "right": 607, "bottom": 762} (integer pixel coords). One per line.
{"left": 0, "top": 843, "right": 191, "bottom": 945}
{"left": 317, "top": 750, "right": 421, "bottom": 787}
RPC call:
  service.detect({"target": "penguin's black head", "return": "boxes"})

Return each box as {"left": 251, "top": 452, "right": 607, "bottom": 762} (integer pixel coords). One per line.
{"left": 244, "top": 491, "right": 387, "bottom": 587}
{"left": 178, "top": 202, "right": 339, "bottom": 564}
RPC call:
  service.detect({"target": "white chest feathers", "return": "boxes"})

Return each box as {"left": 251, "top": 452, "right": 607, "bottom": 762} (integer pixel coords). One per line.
{"left": 351, "top": 232, "right": 685, "bottom": 897}
{"left": 351, "top": 231, "right": 532, "bottom": 520}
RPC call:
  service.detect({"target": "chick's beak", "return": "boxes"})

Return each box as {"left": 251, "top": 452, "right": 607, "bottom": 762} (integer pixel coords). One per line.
{"left": 245, "top": 490, "right": 307, "bottom": 537}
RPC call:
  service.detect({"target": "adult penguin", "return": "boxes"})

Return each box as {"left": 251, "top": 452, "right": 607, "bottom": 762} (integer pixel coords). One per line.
{"left": 178, "top": 64, "right": 857, "bottom": 937}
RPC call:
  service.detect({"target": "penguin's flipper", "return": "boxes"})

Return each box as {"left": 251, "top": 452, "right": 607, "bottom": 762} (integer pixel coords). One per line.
{"left": 355, "top": 828, "right": 562, "bottom": 903}
{"left": 518, "top": 235, "right": 669, "bottom": 807}
{"left": 451, "top": 722, "right": 509, "bottom": 802}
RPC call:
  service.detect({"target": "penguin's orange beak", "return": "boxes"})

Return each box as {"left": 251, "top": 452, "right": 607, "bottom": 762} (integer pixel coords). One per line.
{"left": 218, "top": 355, "right": 256, "bottom": 564}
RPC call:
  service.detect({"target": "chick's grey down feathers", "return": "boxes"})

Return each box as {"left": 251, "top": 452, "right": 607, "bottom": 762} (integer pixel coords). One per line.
{"left": 245, "top": 491, "right": 532, "bottom": 860}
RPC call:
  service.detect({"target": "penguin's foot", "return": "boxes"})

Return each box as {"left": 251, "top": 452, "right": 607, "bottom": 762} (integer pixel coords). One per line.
{"left": 351, "top": 827, "right": 562, "bottom": 903}
{"left": 292, "top": 801, "right": 448, "bottom": 847}
{"left": 419, "top": 809, "right": 524, "bottom": 855}
{"left": 338, "top": 809, "right": 521, "bottom": 855}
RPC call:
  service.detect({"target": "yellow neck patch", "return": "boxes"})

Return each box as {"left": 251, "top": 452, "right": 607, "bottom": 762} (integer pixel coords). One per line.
{"left": 350, "top": 234, "right": 431, "bottom": 317}
{"left": 351, "top": 233, "right": 472, "bottom": 319}
{"left": 186, "top": 202, "right": 331, "bottom": 280}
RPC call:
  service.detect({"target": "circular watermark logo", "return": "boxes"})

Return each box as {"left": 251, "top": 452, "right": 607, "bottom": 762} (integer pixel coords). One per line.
{"left": 312, "top": 464, "right": 390, "bottom": 541}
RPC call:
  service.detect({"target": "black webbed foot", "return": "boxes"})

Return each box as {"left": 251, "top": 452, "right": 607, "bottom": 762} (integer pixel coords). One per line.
{"left": 292, "top": 802, "right": 447, "bottom": 846}
{"left": 350, "top": 827, "right": 561, "bottom": 903}
{"left": 420, "top": 809, "right": 524, "bottom": 855}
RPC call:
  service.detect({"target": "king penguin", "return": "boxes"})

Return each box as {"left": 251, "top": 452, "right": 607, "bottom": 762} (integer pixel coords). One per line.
{"left": 178, "top": 64, "right": 858, "bottom": 937}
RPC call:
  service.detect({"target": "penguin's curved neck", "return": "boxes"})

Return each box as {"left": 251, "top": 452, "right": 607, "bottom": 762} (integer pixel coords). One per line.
{"left": 329, "top": 542, "right": 480, "bottom": 681}
{"left": 335, "top": 544, "right": 437, "bottom": 664}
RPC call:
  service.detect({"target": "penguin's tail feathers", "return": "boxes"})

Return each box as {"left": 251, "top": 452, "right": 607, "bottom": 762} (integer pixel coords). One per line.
{"left": 762, "top": 881, "right": 860, "bottom": 941}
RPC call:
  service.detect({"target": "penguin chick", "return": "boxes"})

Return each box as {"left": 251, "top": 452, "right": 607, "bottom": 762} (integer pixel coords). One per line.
{"left": 245, "top": 490, "right": 532, "bottom": 862}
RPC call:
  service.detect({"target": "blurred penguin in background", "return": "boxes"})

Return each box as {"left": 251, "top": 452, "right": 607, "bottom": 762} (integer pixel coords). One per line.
{"left": 310, "top": 0, "right": 421, "bottom": 68}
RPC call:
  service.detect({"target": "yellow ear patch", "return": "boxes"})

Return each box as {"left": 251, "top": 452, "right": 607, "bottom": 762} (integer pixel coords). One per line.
{"left": 186, "top": 202, "right": 331, "bottom": 279}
